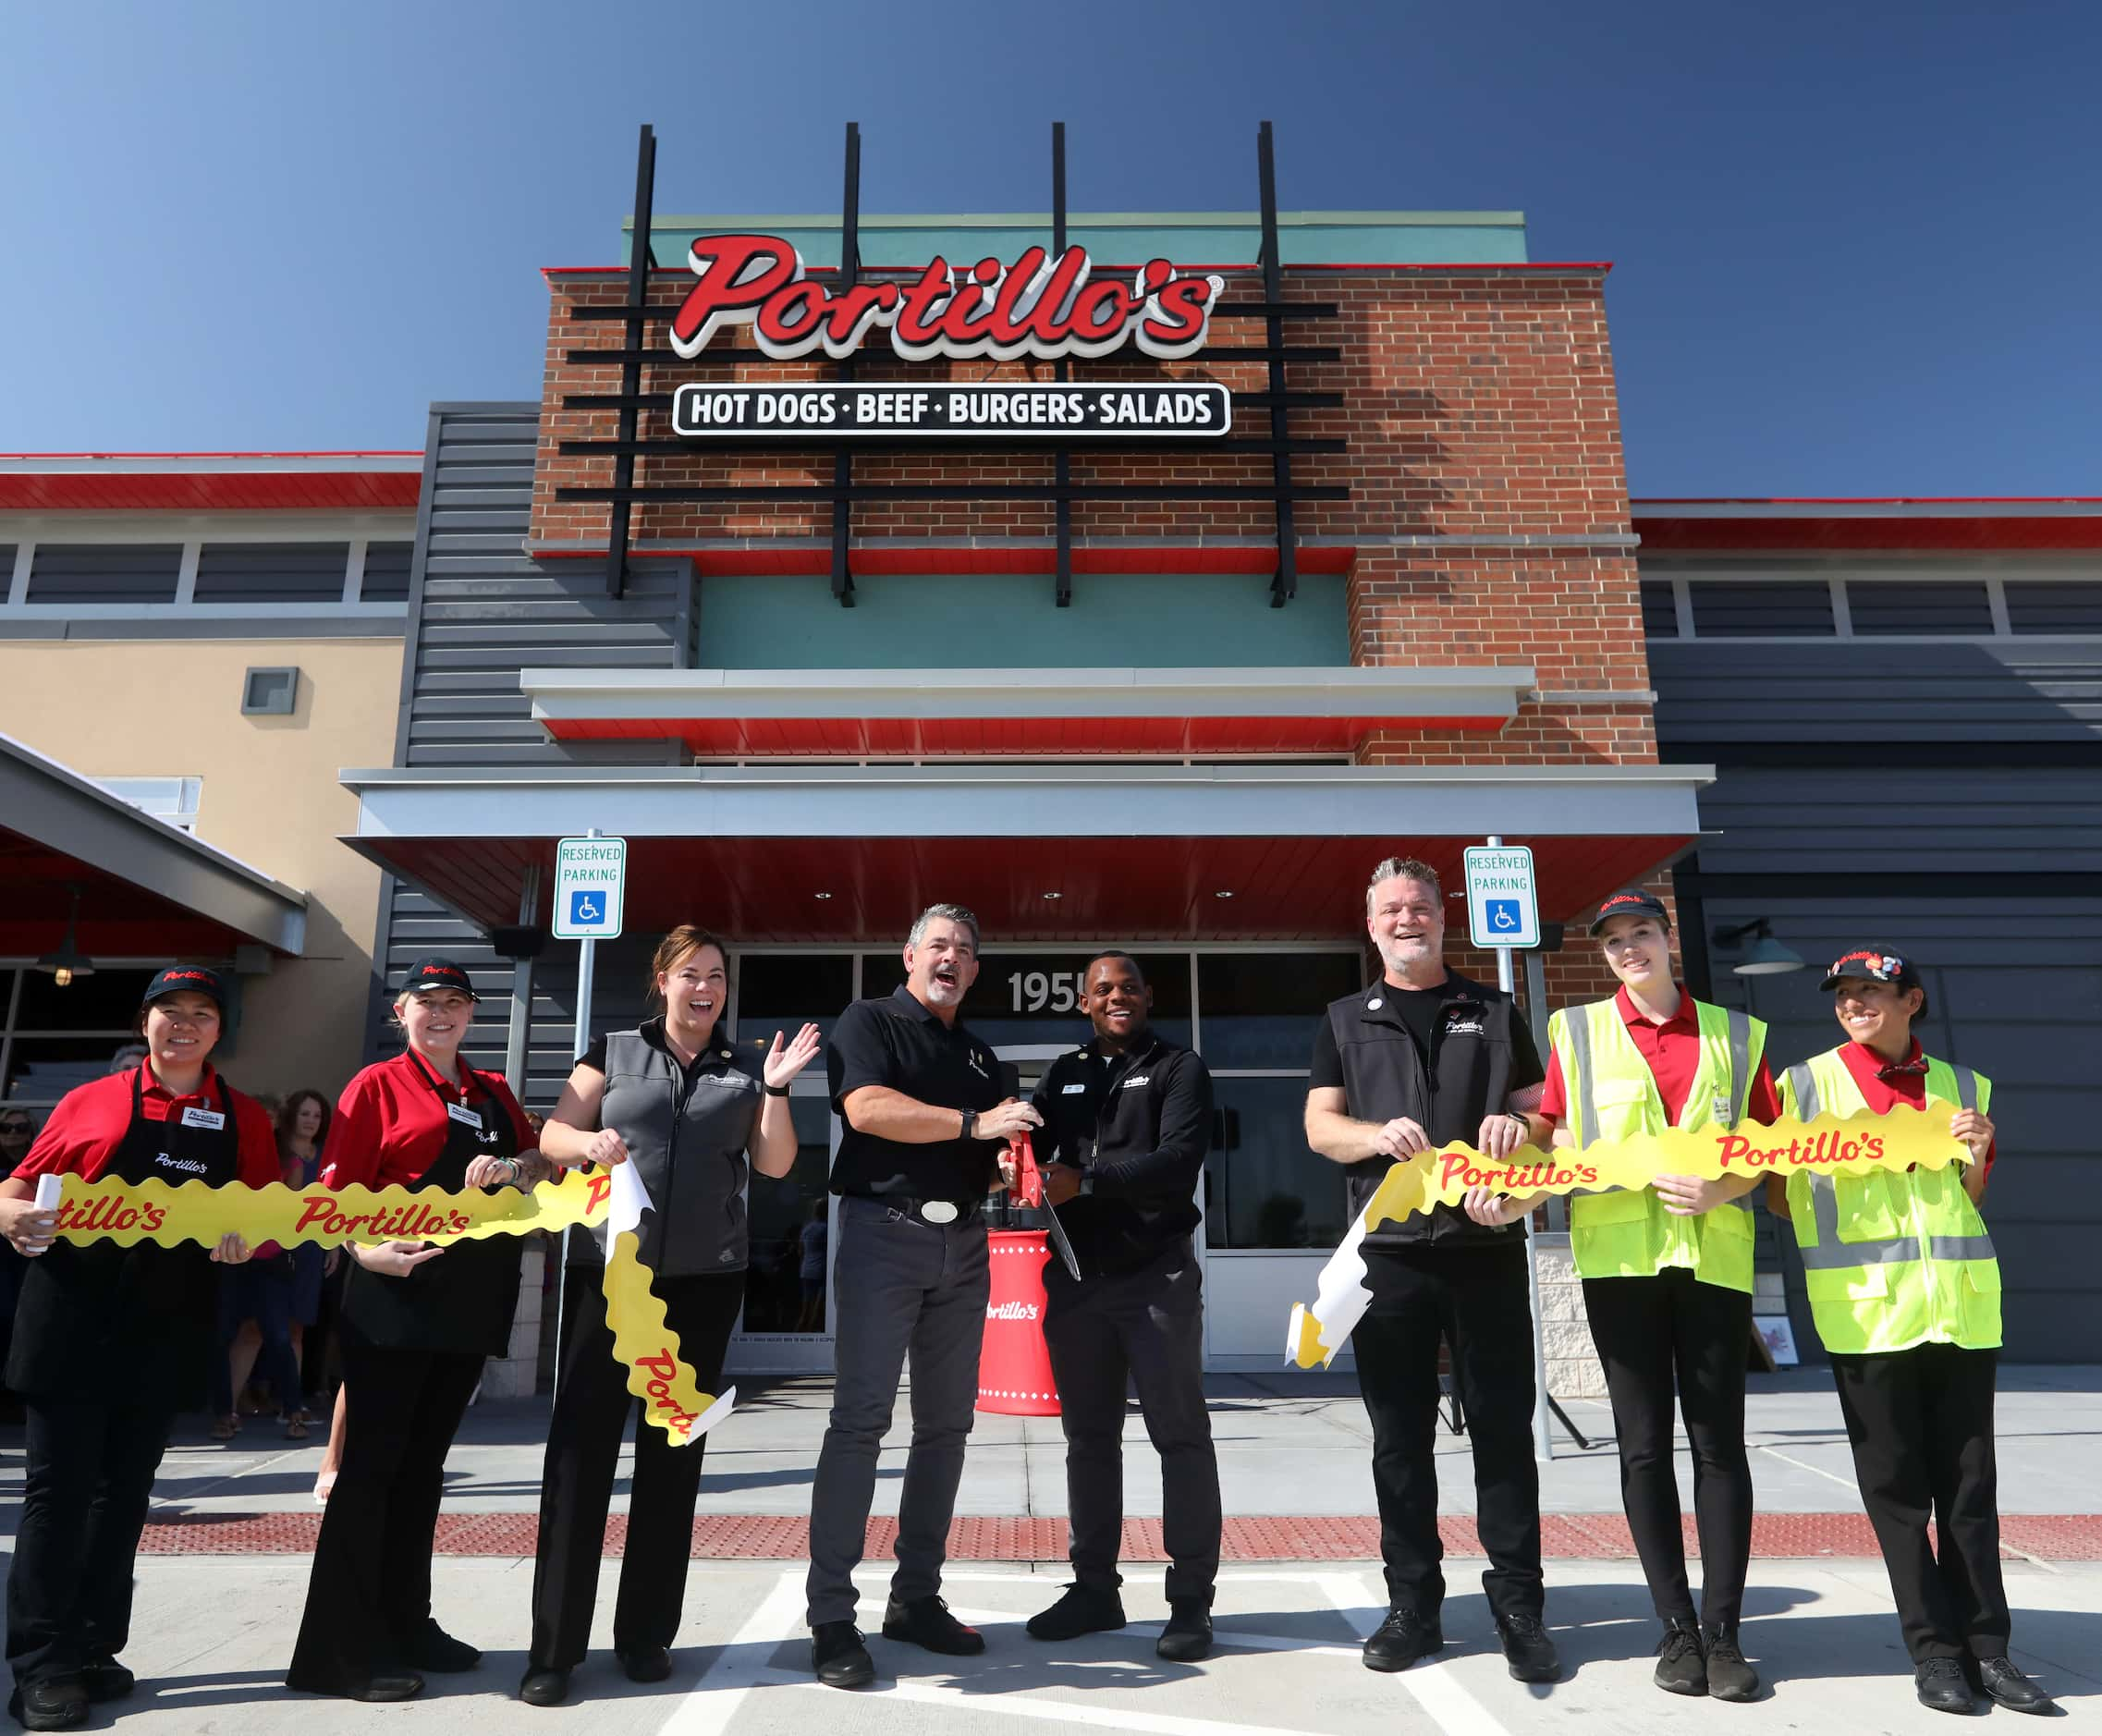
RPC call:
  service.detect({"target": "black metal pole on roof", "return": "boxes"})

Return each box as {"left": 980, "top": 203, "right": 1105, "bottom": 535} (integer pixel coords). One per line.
{"left": 607, "top": 123, "right": 657, "bottom": 600}
{"left": 1053, "top": 121, "right": 1073, "bottom": 607}
{"left": 831, "top": 122, "right": 861, "bottom": 607}
{"left": 1258, "top": 120, "right": 1298, "bottom": 606}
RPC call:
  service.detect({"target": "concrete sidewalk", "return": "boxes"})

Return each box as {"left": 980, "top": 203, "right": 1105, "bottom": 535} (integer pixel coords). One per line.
{"left": 79, "top": 1363, "right": 2102, "bottom": 1525}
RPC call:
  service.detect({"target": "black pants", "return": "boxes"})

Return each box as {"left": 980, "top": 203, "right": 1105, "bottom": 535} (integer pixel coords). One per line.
{"left": 1583, "top": 1267, "right": 1754, "bottom": 1628}
{"left": 6, "top": 1389, "right": 174, "bottom": 1687}
{"left": 1353, "top": 1242, "right": 1543, "bottom": 1620}
{"left": 1042, "top": 1239, "right": 1220, "bottom": 1605}
{"left": 1830, "top": 1343, "right": 2008, "bottom": 1664}
{"left": 287, "top": 1334, "right": 484, "bottom": 1693}
{"left": 529, "top": 1264, "right": 744, "bottom": 1669}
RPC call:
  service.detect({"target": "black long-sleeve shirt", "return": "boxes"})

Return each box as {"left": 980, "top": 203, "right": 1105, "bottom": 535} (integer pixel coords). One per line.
{"left": 1028, "top": 1033, "right": 1213, "bottom": 1277}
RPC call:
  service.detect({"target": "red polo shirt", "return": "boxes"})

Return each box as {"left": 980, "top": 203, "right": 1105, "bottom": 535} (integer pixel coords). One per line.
{"left": 1540, "top": 986, "right": 1781, "bottom": 1128}
{"left": 11, "top": 1061, "right": 280, "bottom": 1187}
{"left": 322, "top": 1048, "right": 535, "bottom": 1190}
{"left": 1838, "top": 1038, "right": 1997, "bottom": 1183}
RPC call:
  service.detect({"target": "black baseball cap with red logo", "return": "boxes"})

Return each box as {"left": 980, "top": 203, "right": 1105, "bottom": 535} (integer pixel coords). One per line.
{"left": 1822, "top": 947, "right": 1925, "bottom": 999}
{"left": 400, "top": 957, "right": 480, "bottom": 1000}
{"left": 141, "top": 964, "right": 229, "bottom": 1014}
{"left": 1588, "top": 888, "right": 1672, "bottom": 936}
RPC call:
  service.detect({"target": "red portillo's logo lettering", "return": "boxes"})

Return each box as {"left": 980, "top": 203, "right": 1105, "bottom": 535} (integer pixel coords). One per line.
{"left": 290, "top": 1194, "right": 473, "bottom": 1241}
{"left": 55, "top": 1192, "right": 166, "bottom": 1235}
{"left": 667, "top": 233, "right": 1225, "bottom": 364}
{"left": 635, "top": 1351, "right": 699, "bottom": 1441}
{"left": 1715, "top": 1129, "right": 1888, "bottom": 1170}
{"left": 1435, "top": 1151, "right": 1599, "bottom": 1192}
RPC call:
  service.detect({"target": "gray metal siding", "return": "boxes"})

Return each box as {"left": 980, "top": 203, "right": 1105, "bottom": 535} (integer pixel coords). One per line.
{"left": 193, "top": 542, "right": 349, "bottom": 602}
{"left": 1702, "top": 899, "right": 2102, "bottom": 1363}
{"left": 1848, "top": 579, "right": 1994, "bottom": 636}
{"left": 26, "top": 544, "right": 183, "bottom": 604}
{"left": 2007, "top": 580, "right": 2102, "bottom": 634}
{"left": 361, "top": 541, "right": 414, "bottom": 602}
{"left": 1651, "top": 640, "right": 2102, "bottom": 743}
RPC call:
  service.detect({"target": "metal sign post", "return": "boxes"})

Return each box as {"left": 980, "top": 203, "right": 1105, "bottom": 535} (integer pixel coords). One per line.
{"left": 1474, "top": 836, "right": 1555, "bottom": 1463}
{"left": 550, "top": 828, "right": 624, "bottom": 1397}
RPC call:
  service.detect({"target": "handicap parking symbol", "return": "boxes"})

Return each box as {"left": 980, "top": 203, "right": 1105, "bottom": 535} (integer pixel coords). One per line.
{"left": 1485, "top": 899, "right": 1522, "bottom": 935}
{"left": 568, "top": 889, "right": 605, "bottom": 928}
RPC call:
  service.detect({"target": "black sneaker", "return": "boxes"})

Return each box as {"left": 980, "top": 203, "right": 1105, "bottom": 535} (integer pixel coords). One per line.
{"left": 78, "top": 1657, "right": 136, "bottom": 1703}
{"left": 1703, "top": 1623, "right": 1759, "bottom": 1703}
{"left": 1026, "top": 1583, "right": 1128, "bottom": 1643}
{"left": 812, "top": 1621, "right": 875, "bottom": 1689}
{"left": 1496, "top": 1612, "right": 1562, "bottom": 1684}
{"left": 1976, "top": 1656, "right": 2057, "bottom": 1715}
{"left": 408, "top": 1619, "right": 482, "bottom": 1673}
{"left": 1362, "top": 1608, "right": 1444, "bottom": 1673}
{"left": 1914, "top": 1657, "right": 1977, "bottom": 1715}
{"left": 6, "top": 1681, "right": 86, "bottom": 1732}
{"left": 1156, "top": 1599, "right": 1213, "bottom": 1663}
{"left": 1654, "top": 1620, "right": 1706, "bottom": 1695}
{"left": 882, "top": 1595, "right": 985, "bottom": 1657}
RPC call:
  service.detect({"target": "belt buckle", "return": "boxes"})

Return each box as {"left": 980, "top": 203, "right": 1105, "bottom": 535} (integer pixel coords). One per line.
{"left": 921, "top": 1200, "right": 959, "bottom": 1225}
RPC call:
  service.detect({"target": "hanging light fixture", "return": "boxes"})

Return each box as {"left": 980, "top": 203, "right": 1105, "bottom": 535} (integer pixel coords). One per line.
{"left": 1713, "top": 917, "right": 1803, "bottom": 977}
{"left": 35, "top": 886, "right": 95, "bottom": 987}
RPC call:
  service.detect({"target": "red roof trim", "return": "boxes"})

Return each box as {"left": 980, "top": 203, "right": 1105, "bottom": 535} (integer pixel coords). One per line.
{"left": 0, "top": 450, "right": 422, "bottom": 463}
{"left": 1633, "top": 496, "right": 2101, "bottom": 507}
{"left": 1633, "top": 516, "right": 2102, "bottom": 554}
{"left": 541, "top": 261, "right": 1607, "bottom": 280}
{"left": 0, "top": 473, "right": 422, "bottom": 513}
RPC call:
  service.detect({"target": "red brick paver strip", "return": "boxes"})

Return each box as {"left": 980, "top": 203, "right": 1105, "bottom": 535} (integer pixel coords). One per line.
{"left": 136, "top": 1511, "right": 2102, "bottom": 1561}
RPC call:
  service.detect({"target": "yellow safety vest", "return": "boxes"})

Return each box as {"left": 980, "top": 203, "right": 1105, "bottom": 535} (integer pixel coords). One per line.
{"left": 1778, "top": 1049, "right": 2000, "bottom": 1354}
{"left": 1550, "top": 996, "right": 1764, "bottom": 1293}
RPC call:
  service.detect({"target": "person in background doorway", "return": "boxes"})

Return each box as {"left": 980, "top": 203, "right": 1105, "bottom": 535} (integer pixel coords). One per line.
{"left": 1774, "top": 949, "right": 2054, "bottom": 1718}
{"left": 1016, "top": 950, "right": 1219, "bottom": 1662}
{"left": 804, "top": 904, "right": 1039, "bottom": 1690}
{"left": 796, "top": 1199, "right": 828, "bottom": 1333}
{"left": 277, "top": 1090, "right": 338, "bottom": 1411}
{"left": 0, "top": 1110, "right": 38, "bottom": 1426}
{"left": 287, "top": 959, "right": 550, "bottom": 1705}
{"left": 519, "top": 926, "right": 820, "bottom": 1706}
{"left": 1519, "top": 889, "right": 1776, "bottom": 1703}
{"left": 1303, "top": 857, "right": 1559, "bottom": 1684}
{"left": 0, "top": 967, "right": 275, "bottom": 1732}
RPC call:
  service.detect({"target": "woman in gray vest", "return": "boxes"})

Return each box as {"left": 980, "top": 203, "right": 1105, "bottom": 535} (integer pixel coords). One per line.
{"left": 519, "top": 925, "right": 821, "bottom": 1706}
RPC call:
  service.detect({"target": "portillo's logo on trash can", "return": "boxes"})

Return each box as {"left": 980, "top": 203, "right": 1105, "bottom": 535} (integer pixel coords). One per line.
{"left": 666, "top": 232, "right": 1227, "bottom": 363}
{"left": 985, "top": 1299, "right": 1042, "bottom": 1322}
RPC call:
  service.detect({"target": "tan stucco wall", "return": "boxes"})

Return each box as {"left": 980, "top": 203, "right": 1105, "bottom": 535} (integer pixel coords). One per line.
{"left": 0, "top": 637, "right": 404, "bottom": 1102}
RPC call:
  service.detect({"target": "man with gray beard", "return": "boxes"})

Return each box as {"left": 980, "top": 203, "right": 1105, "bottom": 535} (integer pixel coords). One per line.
{"left": 804, "top": 904, "right": 1042, "bottom": 1688}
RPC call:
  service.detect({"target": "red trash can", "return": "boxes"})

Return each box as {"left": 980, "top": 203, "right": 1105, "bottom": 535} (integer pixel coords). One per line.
{"left": 977, "top": 1229, "right": 1061, "bottom": 1415}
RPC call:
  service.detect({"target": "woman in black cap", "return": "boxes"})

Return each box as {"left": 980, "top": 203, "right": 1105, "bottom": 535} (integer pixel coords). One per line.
{"left": 287, "top": 958, "right": 550, "bottom": 1705}
{"left": 0, "top": 966, "right": 278, "bottom": 1732}
{"left": 518, "top": 924, "right": 820, "bottom": 1705}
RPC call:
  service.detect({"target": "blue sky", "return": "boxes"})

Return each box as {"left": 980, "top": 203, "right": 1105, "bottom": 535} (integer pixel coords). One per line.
{"left": 3, "top": 1, "right": 2095, "bottom": 495}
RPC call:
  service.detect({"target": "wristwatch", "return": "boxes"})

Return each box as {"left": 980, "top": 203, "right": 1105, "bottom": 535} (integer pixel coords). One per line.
{"left": 959, "top": 1107, "right": 978, "bottom": 1141}
{"left": 764, "top": 1082, "right": 790, "bottom": 1098}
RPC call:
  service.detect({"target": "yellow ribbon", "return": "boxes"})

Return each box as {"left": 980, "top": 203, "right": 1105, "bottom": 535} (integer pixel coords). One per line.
{"left": 1286, "top": 1105, "right": 1966, "bottom": 1369}
{"left": 40, "top": 1163, "right": 729, "bottom": 1443}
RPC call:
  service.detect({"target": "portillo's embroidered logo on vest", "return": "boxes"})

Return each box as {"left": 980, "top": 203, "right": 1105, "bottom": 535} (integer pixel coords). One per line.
{"left": 667, "top": 233, "right": 1227, "bottom": 363}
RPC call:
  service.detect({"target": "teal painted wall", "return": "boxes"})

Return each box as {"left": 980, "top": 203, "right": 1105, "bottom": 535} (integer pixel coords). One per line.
{"left": 632, "top": 212, "right": 1528, "bottom": 269}
{"left": 694, "top": 570, "right": 1349, "bottom": 669}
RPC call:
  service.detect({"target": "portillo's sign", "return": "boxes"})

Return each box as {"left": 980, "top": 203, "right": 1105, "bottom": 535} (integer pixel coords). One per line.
{"left": 671, "top": 381, "right": 1229, "bottom": 440}
{"left": 666, "top": 232, "right": 1228, "bottom": 363}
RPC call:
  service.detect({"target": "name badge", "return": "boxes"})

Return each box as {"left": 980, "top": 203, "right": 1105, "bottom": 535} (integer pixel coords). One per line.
{"left": 180, "top": 1106, "right": 227, "bottom": 1131}
{"left": 1711, "top": 1094, "right": 1732, "bottom": 1124}
{"left": 446, "top": 1100, "right": 485, "bottom": 1131}
{"left": 1062, "top": 1082, "right": 1087, "bottom": 1094}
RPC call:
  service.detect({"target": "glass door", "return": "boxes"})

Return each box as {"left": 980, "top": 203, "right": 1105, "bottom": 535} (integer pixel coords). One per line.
{"left": 726, "top": 1081, "right": 838, "bottom": 1375}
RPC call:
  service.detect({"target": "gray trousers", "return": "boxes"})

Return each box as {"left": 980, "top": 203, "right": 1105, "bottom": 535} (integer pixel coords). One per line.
{"left": 805, "top": 1197, "right": 990, "bottom": 1628}
{"left": 1042, "top": 1238, "right": 1220, "bottom": 1605}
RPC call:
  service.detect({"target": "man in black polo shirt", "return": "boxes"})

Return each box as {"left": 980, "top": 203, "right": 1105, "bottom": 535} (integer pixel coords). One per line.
{"left": 804, "top": 903, "right": 1041, "bottom": 1689}
{"left": 1015, "top": 951, "right": 1219, "bottom": 1663}
{"left": 1303, "top": 856, "right": 1559, "bottom": 1682}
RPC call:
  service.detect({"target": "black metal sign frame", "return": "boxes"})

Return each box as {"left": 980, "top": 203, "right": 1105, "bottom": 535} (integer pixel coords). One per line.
{"left": 564, "top": 121, "right": 1343, "bottom": 607}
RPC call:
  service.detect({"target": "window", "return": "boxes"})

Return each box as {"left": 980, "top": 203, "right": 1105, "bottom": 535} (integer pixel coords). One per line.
{"left": 1847, "top": 580, "right": 1993, "bottom": 636}
{"left": 1, "top": 966, "right": 160, "bottom": 1109}
{"left": 1639, "top": 579, "right": 1679, "bottom": 638}
{"left": 2005, "top": 581, "right": 2102, "bottom": 635}
{"left": 25, "top": 544, "right": 183, "bottom": 605}
{"left": 1688, "top": 581, "right": 1834, "bottom": 637}
{"left": 360, "top": 542, "right": 415, "bottom": 603}
{"left": 94, "top": 776, "right": 202, "bottom": 832}
{"left": 193, "top": 543, "right": 349, "bottom": 603}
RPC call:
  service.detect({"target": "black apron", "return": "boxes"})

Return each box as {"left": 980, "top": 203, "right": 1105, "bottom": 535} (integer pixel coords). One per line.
{"left": 337, "top": 1055, "right": 522, "bottom": 1357}
{"left": 5, "top": 1072, "right": 238, "bottom": 1402}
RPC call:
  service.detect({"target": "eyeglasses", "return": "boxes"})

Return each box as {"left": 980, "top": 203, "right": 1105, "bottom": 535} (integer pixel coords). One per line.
{"left": 0, "top": 1123, "right": 31, "bottom": 1137}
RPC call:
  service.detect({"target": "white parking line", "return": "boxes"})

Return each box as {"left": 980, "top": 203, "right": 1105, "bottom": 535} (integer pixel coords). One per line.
{"left": 1319, "top": 1571, "right": 1514, "bottom": 1736}
{"left": 655, "top": 1567, "right": 805, "bottom": 1736}
{"left": 755, "top": 1669, "right": 1335, "bottom": 1736}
